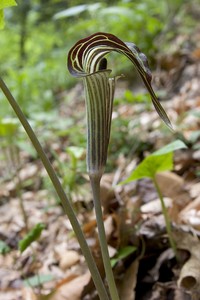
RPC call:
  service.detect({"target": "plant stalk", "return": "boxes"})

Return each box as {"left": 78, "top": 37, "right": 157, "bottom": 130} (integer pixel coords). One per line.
{"left": 0, "top": 77, "right": 110, "bottom": 300}
{"left": 90, "top": 175, "right": 120, "bottom": 300}
{"left": 152, "top": 176, "right": 177, "bottom": 257}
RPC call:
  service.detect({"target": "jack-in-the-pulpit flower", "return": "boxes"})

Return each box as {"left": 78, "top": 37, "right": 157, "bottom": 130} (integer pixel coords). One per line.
{"left": 67, "top": 32, "right": 171, "bottom": 178}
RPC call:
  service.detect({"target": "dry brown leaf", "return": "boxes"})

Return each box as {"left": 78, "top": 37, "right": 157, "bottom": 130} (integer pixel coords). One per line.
{"left": 140, "top": 197, "right": 173, "bottom": 215}
{"left": 191, "top": 48, "right": 200, "bottom": 60}
{"left": 22, "top": 287, "right": 38, "bottom": 300}
{"left": 59, "top": 251, "right": 80, "bottom": 271}
{"left": 180, "top": 196, "right": 200, "bottom": 213}
{"left": 118, "top": 259, "right": 139, "bottom": 300}
{"left": 19, "top": 164, "right": 38, "bottom": 182}
{"left": 174, "top": 230, "right": 200, "bottom": 293}
{"left": 179, "top": 196, "right": 200, "bottom": 229}
{"left": 0, "top": 290, "right": 24, "bottom": 300}
{"left": 174, "top": 288, "right": 192, "bottom": 300}
{"left": 100, "top": 174, "right": 116, "bottom": 213}
{"left": 181, "top": 211, "right": 200, "bottom": 230}
{"left": 103, "top": 215, "right": 114, "bottom": 241}
{"left": 155, "top": 172, "right": 190, "bottom": 209}
{"left": 55, "top": 274, "right": 78, "bottom": 289}
{"left": 48, "top": 272, "right": 91, "bottom": 300}
{"left": 189, "top": 182, "right": 200, "bottom": 199}
{"left": 82, "top": 219, "right": 97, "bottom": 234}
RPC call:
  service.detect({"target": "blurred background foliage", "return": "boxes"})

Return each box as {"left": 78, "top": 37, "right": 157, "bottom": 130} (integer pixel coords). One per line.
{"left": 1, "top": 0, "right": 197, "bottom": 116}
{"left": 0, "top": 0, "right": 198, "bottom": 170}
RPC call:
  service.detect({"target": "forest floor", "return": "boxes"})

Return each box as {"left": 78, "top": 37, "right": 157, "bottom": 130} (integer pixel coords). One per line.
{"left": 0, "top": 25, "right": 200, "bottom": 300}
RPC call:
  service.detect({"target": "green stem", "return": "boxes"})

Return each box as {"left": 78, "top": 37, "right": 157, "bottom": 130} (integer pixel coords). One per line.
{"left": 152, "top": 176, "right": 177, "bottom": 257}
{"left": 0, "top": 77, "right": 110, "bottom": 300}
{"left": 90, "top": 175, "right": 120, "bottom": 300}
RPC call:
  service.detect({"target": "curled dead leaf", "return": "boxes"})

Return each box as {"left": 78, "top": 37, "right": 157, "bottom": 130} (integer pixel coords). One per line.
{"left": 174, "top": 229, "right": 200, "bottom": 294}
{"left": 178, "top": 258, "right": 200, "bottom": 290}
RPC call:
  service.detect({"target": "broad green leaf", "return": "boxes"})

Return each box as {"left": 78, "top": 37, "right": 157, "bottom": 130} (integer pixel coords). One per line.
{"left": 122, "top": 152, "right": 173, "bottom": 183}
{"left": 23, "top": 274, "right": 55, "bottom": 287}
{"left": 111, "top": 246, "right": 137, "bottom": 268}
{"left": 152, "top": 140, "right": 187, "bottom": 156}
{"left": 18, "top": 223, "right": 45, "bottom": 253}
{"left": 121, "top": 140, "right": 187, "bottom": 183}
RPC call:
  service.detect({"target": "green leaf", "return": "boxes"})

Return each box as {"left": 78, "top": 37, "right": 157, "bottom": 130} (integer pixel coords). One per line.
{"left": 111, "top": 246, "right": 137, "bottom": 268}
{"left": 23, "top": 274, "right": 55, "bottom": 287}
{"left": 0, "top": 0, "right": 17, "bottom": 10}
{"left": 18, "top": 223, "right": 45, "bottom": 253}
{"left": 189, "top": 130, "right": 200, "bottom": 144}
{"left": 66, "top": 146, "right": 85, "bottom": 160}
{"left": 122, "top": 152, "right": 173, "bottom": 182}
{"left": 0, "top": 240, "right": 11, "bottom": 254}
{"left": 0, "top": 117, "right": 19, "bottom": 136}
{"left": 0, "top": 0, "right": 17, "bottom": 29}
{"left": 0, "top": 10, "right": 4, "bottom": 29}
{"left": 152, "top": 140, "right": 187, "bottom": 156}
{"left": 120, "top": 140, "right": 187, "bottom": 183}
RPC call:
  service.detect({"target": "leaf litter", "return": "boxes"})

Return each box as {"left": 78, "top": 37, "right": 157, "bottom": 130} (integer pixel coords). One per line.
{"left": 0, "top": 23, "right": 200, "bottom": 300}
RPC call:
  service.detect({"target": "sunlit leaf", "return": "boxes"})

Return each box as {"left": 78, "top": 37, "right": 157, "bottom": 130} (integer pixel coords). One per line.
{"left": 122, "top": 152, "right": 173, "bottom": 182}
{"left": 153, "top": 140, "right": 187, "bottom": 156}
{"left": 120, "top": 139, "right": 187, "bottom": 182}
